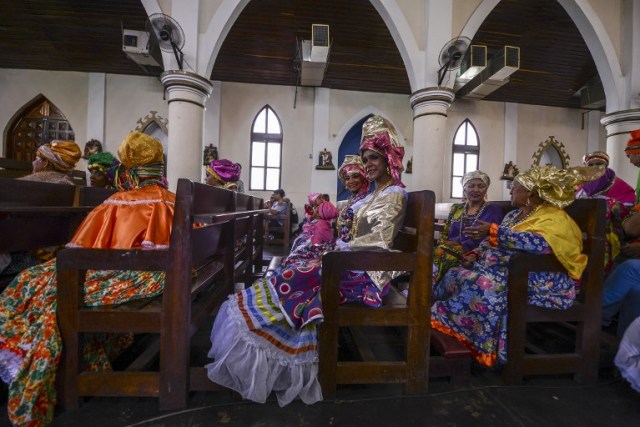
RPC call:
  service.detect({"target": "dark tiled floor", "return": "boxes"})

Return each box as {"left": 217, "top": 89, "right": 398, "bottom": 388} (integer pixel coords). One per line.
{"left": 3, "top": 243, "right": 640, "bottom": 426}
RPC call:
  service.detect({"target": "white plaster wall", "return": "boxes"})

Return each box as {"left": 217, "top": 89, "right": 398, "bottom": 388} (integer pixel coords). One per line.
{"left": 0, "top": 69, "right": 88, "bottom": 154}
{"left": 104, "top": 74, "right": 167, "bottom": 153}
{"left": 447, "top": 98, "right": 505, "bottom": 202}
{"left": 587, "top": 0, "right": 622, "bottom": 63}
{"left": 517, "top": 104, "right": 589, "bottom": 170}
{"left": 218, "top": 82, "right": 316, "bottom": 211}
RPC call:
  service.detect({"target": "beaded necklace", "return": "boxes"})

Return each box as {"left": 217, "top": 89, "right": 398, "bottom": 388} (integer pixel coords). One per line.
{"left": 501, "top": 205, "right": 540, "bottom": 229}
{"left": 351, "top": 179, "right": 394, "bottom": 239}
{"left": 336, "top": 190, "right": 369, "bottom": 241}
{"left": 458, "top": 201, "right": 487, "bottom": 241}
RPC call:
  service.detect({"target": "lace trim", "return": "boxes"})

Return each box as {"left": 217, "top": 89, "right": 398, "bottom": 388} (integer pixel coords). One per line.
{"left": 103, "top": 199, "right": 175, "bottom": 206}
{"left": 226, "top": 290, "right": 319, "bottom": 366}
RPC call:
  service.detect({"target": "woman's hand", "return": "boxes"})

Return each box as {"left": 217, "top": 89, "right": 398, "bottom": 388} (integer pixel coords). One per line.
{"left": 460, "top": 253, "right": 477, "bottom": 269}
{"left": 621, "top": 242, "right": 640, "bottom": 258}
{"left": 464, "top": 220, "right": 491, "bottom": 239}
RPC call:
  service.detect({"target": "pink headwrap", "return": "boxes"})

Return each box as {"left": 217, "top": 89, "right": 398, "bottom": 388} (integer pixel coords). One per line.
{"left": 359, "top": 115, "right": 405, "bottom": 188}
{"left": 317, "top": 200, "right": 339, "bottom": 221}
{"left": 308, "top": 192, "right": 322, "bottom": 204}
{"left": 206, "top": 159, "right": 241, "bottom": 182}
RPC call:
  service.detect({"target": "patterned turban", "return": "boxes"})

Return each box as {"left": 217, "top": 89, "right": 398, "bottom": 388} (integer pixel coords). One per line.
{"left": 36, "top": 140, "right": 82, "bottom": 172}
{"left": 359, "top": 115, "right": 405, "bottom": 187}
{"left": 515, "top": 165, "right": 605, "bottom": 208}
{"left": 624, "top": 129, "right": 640, "bottom": 155}
{"left": 582, "top": 151, "right": 609, "bottom": 166}
{"left": 338, "top": 155, "right": 366, "bottom": 184}
{"left": 462, "top": 170, "right": 491, "bottom": 188}
{"left": 206, "top": 159, "right": 241, "bottom": 183}
{"left": 87, "top": 152, "right": 120, "bottom": 186}
{"left": 117, "top": 131, "right": 163, "bottom": 168}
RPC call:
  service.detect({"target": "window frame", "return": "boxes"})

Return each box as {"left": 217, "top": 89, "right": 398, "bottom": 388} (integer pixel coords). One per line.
{"left": 249, "top": 105, "right": 283, "bottom": 191}
{"left": 450, "top": 119, "right": 480, "bottom": 199}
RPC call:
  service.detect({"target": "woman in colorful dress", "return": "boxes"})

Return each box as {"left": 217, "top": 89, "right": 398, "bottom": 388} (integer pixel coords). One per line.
{"left": 335, "top": 155, "right": 370, "bottom": 243}
{"left": 18, "top": 140, "right": 82, "bottom": 185}
{"left": 206, "top": 115, "right": 407, "bottom": 405}
{"left": 292, "top": 192, "right": 339, "bottom": 250}
{"left": 433, "top": 170, "right": 505, "bottom": 282}
{"left": 87, "top": 151, "right": 120, "bottom": 188}
{"left": 0, "top": 132, "right": 174, "bottom": 427}
{"left": 205, "top": 158, "right": 242, "bottom": 191}
{"left": 431, "top": 165, "right": 601, "bottom": 367}
{"left": 576, "top": 150, "right": 635, "bottom": 273}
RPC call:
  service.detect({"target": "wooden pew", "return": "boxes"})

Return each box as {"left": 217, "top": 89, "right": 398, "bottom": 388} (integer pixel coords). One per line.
{"left": 56, "top": 181, "right": 268, "bottom": 410}
{"left": 319, "top": 190, "right": 435, "bottom": 397}
{"left": 502, "top": 197, "right": 606, "bottom": 384}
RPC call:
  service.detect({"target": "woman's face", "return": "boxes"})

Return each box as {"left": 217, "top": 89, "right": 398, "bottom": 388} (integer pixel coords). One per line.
{"left": 627, "top": 153, "right": 640, "bottom": 168}
{"left": 206, "top": 174, "right": 223, "bottom": 187}
{"left": 361, "top": 149, "right": 389, "bottom": 183}
{"left": 586, "top": 158, "right": 607, "bottom": 167}
{"left": 32, "top": 155, "right": 47, "bottom": 173}
{"left": 343, "top": 170, "right": 365, "bottom": 194}
{"left": 510, "top": 180, "right": 530, "bottom": 208}
{"left": 90, "top": 169, "right": 108, "bottom": 188}
{"left": 463, "top": 178, "right": 488, "bottom": 204}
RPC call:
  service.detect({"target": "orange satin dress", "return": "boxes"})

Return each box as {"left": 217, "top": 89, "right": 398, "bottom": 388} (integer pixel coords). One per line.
{"left": 68, "top": 184, "right": 175, "bottom": 249}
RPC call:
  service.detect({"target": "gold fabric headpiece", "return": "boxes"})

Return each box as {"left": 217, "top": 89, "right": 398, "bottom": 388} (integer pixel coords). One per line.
{"left": 338, "top": 155, "right": 366, "bottom": 184}
{"left": 117, "top": 131, "right": 164, "bottom": 168}
{"left": 37, "top": 140, "right": 82, "bottom": 172}
{"left": 515, "top": 165, "right": 605, "bottom": 208}
{"left": 462, "top": 170, "right": 491, "bottom": 188}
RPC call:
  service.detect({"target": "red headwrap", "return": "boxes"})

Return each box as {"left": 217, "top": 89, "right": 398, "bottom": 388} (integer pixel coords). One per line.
{"left": 360, "top": 133, "right": 405, "bottom": 187}
{"left": 624, "top": 129, "right": 640, "bottom": 155}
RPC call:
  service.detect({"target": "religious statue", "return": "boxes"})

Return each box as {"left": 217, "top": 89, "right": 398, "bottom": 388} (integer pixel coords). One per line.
{"left": 203, "top": 144, "right": 219, "bottom": 165}
{"left": 501, "top": 161, "right": 519, "bottom": 180}
{"left": 83, "top": 139, "right": 103, "bottom": 160}
{"left": 316, "top": 148, "right": 335, "bottom": 170}
{"left": 406, "top": 156, "right": 413, "bottom": 174}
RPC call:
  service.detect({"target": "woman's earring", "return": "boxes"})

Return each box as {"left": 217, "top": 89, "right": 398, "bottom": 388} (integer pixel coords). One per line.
{"left": 525, "top": 198, "right": 531, "bottom": 207}
{"left": 386, "top": 166, "right": 391, "bottom": 175}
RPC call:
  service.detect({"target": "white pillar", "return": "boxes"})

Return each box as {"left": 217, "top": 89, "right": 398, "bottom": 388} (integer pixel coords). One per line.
{"left": 160, "top": 71, "right": 213, "bottom": 191}
{"left": 409, "top": 87, "right": 455, "bottom": 201}
{"left": 600, "top": 109, "right": 640, "bottom": 186}
{"left": 87, "top": 73, "right": 106, "bottom": 145}
{"left": 502, "top": 102, "right": 518, "bottom": 200}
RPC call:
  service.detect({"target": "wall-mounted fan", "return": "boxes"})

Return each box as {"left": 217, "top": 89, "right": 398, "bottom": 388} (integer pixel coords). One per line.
{"left": 146, "top": 13, "right": 185, "bottom": 71}
{"left": 437, "top": 36, "right": 470, "bottom": 87}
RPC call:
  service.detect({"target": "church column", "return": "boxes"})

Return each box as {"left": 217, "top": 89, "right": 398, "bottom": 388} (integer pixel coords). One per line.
{"left": 409, "top": 87, "right": 455, "bottom": 201}
{"left": 160, "top": 70, "right": 213, "bottom": 191}
{"left": 601, "top": 110, "right": 640, "bottom": 186}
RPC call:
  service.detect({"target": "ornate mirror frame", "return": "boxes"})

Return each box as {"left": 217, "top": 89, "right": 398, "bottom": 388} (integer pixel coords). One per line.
{"left": 531, "top": 136, "right": 570, "bottom": 169}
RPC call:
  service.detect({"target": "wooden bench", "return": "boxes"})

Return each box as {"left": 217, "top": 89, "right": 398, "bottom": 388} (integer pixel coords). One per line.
{"left": 502, "top": 197, "right": 606, "bottom": 384}
{"left": 0, "top": 157, "right": 87, "bottom": 185}
{"left": 56, "top": 180, "right": 266, "bottom": 410}
{"left": 319, "top": 190, "right": 435, "bottom": 397}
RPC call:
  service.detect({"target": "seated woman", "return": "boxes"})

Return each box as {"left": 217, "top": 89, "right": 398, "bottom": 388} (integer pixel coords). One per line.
{"left": 335, "top": 155, "right": 370, "bottom": 242}
{"left": 205, "top": 158, "right": 242, "bottom": 191}
{"left": 293, "top": 193, "right": 338, "bottom": 250}
{"left": 0, "top": 132, "right": 174, "bottom": 427}
{"left": 431, "top": 165, "right": 601, "bottom": 367}
{"left": 87, "top": 151, "right": 120, "bottom": 188}
{"left": 206, "top": 115, "right": 407, "bottom": 405}
{"left": 576, "top": 150, "right": 635, "bottom": 273}
{"left": 18, "top": 140, "right": 82, "bottom": 185}
{"left": 433, "top": 170, "right": 504, "bottom": 282}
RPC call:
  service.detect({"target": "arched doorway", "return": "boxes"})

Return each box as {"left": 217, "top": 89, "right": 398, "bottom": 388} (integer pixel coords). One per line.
{"left": 6, "top": 95, "right": 75, "bottom": 161}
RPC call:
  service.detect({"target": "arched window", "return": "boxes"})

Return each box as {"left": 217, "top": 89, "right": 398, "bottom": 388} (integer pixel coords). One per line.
{"left": 450, "top": 119, "right": 479, "bottom": 198}
{"left": 250, "top": 106, "right": 282, "bottom": 191}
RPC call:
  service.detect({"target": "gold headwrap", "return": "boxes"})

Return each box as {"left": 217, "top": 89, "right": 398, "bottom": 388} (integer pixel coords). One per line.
{"left": 37, "top": 140, "right": 82, "bottom": 172}
{"left": 117, "top": 131, "right": 164, "bottom": 168}
{"left": 462, "top": 170, "right": 491, "bottom": 187}
{"left": 515, "top": 165, "right": 604, "bottom": 208}
{"left": 338, "top": 155, "right": 366, "bottom": 184}
{"left": 359, "top": 115, "right": 405, "bottom": 187}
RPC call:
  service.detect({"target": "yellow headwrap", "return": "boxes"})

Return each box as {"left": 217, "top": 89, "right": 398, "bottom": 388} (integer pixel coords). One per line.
{"left": 338, "top": 155, "right": 366, "bottom": 184}
{"left": 37, "top": 140, "right": 82, "bottom": 172}
{"left": 515, "top": 165, "right": 604, "bottom": 208}
{"left": 117, "top": 131, "right": 164, "bottom": 168}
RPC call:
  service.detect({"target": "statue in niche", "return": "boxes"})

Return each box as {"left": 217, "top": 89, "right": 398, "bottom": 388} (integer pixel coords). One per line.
{"left": 203, "top": 144, "right": 219, "bottom": 165}
{"left": 83, "top": 139, "right": 103, "bottom": 160}
{"left": 316, "top": 148, "right": 335, "bottom": 170}
{"left": 406, "top": 156, "right": 413, "bottom": 174}
{"left": 501, "top": 161, "right": 519, "bottom": 180}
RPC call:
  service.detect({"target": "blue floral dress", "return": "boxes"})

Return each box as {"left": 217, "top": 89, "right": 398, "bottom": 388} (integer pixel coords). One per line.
{"left": 431, "top": 209, "right": 577, "bottom": 367}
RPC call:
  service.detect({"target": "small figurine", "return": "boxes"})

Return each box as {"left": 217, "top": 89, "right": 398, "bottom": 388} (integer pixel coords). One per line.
{"left": 406, "top": 156, "right": 413, "bottom": 174}
{"left": 83, "top": 139, "right": 103, "bottom": 160}
{"left": 316, "top": 148, "right": 335, "bottom": 170}
{"left": 501, "top": 161, "right": 519, "bottom": 180}
{"left": 203, "top": 143, "right": 219, "bottom": 165}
